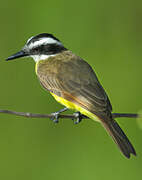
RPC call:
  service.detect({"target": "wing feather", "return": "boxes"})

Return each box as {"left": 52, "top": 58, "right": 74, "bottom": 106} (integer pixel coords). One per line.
{"left": 37, "top": 52, "right": 112, "bottom": 116}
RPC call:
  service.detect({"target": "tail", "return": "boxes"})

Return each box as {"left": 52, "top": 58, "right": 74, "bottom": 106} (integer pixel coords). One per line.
{"left": 101, "top": 117, "right": 136, "bottom": 158}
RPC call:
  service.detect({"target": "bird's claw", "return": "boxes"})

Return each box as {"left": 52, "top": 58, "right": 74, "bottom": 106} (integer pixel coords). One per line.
{"left": 73, "top": 112, "right": 82, "bottom": 124}
{"left": 51, "top": 112, "right": 60, "bottom": 123}
{"left": 50, "top": 107, "right": 68, "bottom": 123}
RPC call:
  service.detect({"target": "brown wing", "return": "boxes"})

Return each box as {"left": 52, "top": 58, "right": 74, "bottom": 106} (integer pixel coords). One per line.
{"left": 37, "top": 51, "right": 112, "bottom": 117}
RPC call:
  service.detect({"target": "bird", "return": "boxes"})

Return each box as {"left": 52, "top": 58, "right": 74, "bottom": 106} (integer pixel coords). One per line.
{"left": 6, "top": 33, "right": 136, "bottom": 158}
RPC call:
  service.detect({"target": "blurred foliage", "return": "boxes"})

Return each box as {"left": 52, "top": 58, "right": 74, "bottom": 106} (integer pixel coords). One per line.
{"left": 0, "top": 0, "right": 142, "bottom": 179}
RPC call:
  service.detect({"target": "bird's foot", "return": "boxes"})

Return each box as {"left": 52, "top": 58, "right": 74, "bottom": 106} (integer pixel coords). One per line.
{"left": 50, "top": 107, "right": 68, "bottom": 123}
{"left": 50, "top": 112, "right": 60, "bottom": 123}
{"left": 73, "top": 112, "right": 83, "bottom": 124}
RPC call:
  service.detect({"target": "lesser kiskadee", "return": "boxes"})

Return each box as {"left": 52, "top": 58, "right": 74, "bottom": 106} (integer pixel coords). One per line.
{"left": 6, "top": 33, "right": 136, "bottom": 158}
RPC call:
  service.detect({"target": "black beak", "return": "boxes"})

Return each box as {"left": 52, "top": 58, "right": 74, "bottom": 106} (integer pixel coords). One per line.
{"left": 6, "top": 50, "right": 28, "bottom": 61}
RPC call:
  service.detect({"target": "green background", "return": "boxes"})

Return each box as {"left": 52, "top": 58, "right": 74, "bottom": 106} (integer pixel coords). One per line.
{"left": 0, "top": 0, "right": 142, "bottom": 179}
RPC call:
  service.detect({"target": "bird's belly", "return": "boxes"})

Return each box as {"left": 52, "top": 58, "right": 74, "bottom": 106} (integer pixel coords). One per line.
{"left": 50, "top": 92, "right": 100, "bottom": 122}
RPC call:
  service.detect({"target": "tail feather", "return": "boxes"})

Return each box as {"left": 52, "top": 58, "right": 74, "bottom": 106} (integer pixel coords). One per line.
{"left": 101, "top": 118, "right": 136, "bottom": 158}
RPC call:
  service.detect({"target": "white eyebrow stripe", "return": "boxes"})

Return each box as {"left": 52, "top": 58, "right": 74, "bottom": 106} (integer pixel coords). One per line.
{"left": 27, "top": 36, "right": 34, "bottom": 44}
{"left": 29, "top": 38, "right": 62, "bottom": 49}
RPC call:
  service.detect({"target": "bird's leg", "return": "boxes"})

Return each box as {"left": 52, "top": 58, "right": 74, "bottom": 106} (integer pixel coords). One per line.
{"left": 51, "top": 107, "right": 68, "bottom": 123}
{"left": 73, "top": 112, "right": 83, "bottom": 124}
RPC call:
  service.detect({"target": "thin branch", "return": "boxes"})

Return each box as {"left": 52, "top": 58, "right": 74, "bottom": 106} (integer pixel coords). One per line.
{"left": 0, "top": 109, "right": 141, "bottom": 120}
{"left": 112, "top": 113, "right": 140, "bottom": 119}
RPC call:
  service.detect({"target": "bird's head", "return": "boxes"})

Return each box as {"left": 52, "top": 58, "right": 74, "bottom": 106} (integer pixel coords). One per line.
{"left": 6, "top": 33, "right": 67, "bottom": 62}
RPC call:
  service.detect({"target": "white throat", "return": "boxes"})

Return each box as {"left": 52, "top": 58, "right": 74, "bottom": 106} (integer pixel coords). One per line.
{"left": 31, "top": 54, "right": 56, "bottom": 62}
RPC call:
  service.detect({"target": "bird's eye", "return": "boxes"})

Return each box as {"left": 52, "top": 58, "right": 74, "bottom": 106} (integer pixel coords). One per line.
{"left": 33, "top": 47, "right": 39, "bottom": 52}
{"left": 32, "top": 45, "right": 44, "bottom": 54}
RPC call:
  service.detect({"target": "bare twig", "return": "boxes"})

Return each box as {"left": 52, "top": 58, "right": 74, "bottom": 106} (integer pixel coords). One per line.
{"left": 0, "top": 109, "right": 141, "bottom": 120}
